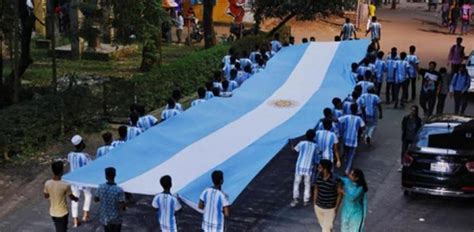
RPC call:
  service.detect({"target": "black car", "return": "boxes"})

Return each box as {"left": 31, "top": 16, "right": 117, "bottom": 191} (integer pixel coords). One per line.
{"left": 402, "top": 115, "right": 474, "bottom": 197}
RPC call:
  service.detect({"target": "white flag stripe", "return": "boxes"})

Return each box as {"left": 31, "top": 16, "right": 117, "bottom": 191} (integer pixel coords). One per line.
{"left": 120, "top": 43, "right": 340, "bottom": 194}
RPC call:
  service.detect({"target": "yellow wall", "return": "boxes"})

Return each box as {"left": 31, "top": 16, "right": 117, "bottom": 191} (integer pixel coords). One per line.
{"left": 184, "top": 0, "right": 236, "bottom": 23}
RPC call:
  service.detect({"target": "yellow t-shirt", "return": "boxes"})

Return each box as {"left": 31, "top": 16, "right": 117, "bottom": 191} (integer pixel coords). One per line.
{"left": 44, "top": 180, "right": 72, "bottom": 217}
{"left": 368, "top": 4, "right": 376, "bottom": 17}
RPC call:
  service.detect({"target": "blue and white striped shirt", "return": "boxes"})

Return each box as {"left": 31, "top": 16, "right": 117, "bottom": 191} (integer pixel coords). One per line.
{"left": 315, "top": 119, "right": 340, "bottom": 138}
{"left": 152, "top": 193, "right": 182, "bottom": 232}
{"left": 229, "top": 80, "right": 239, "bottom": 91}
{"left": 127, "top": 126, "right": 142, "bottom": 141}
{"left": 67, "top": 152, "right": 91, "bottom": 172}
{"left": 341, "top": 23, "right": 355, "bottom": 40}
{"left": 200, "top": 188, "right": 231, "bottom": 232}
{"left": 395, "top": 60, "right": 410, "bottom": 84}
{"left": 359, "top": 93, "right": 381, "bottom": 121}
{"left": 357, "top": 65, "right": 373, "bottom": 77}
{"left": 294, "top": 141, "right": 319, "bottom": 176}
{"left": 161, "top": 109, "right": 181, "bottom": 121}
{"left": 369, "top": 22, "right": 381, "bottom": 40}
{"left": 205, "top": 91, "right": 214, "bottom": 100}
{"left": 191, "top": 99, "right": 206, "bottom": 107}
{"left": 338, "top": 115, "right": 365, "bottom": 148}
{"left": 271, "top": 40, "right": 282, "bottom": 52}
{"left": 236, "top": 72, "right": 250, "bottom": 86}
{"left": 406, "top": 54, "right": 420, "bottom": 78}
{"left": 374, "top": 59, "right": 386, "bottom": 83}
{"left": 249, "top": 51, "right": 260, "bottom": 64}
{"left": 111, "top": 140, "right": 125, "bottom": 148}
{"left": 356, "top": 81, "right": 375, "bottom": 94}
{"left": 96, "top": 145, "right": 113, "bottom": 158}
{"left": 332, "top": 108, "right": 343, "bottom": 119}
{"left": 138, "top": 115, "right": 158, "bottom": 131}
{"left": 449, "top": 72, "right": 471, "bottom": 92}
{"left": 314, "top": 130, "right": 338, "bottom": 162}
{"left": 239, "top": 58, "right": 252, "bottom": 69}
{"left": 385, "top": 56, "right": 399, "bottom": 83}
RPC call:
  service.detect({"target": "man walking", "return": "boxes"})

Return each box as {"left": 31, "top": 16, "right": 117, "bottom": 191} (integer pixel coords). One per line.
{"left": 67, "top": 135, "right": 92, "bottom": 227}
{"left": 175, "top": 12, "right": 184, "bottom": 43}
{"left": 315, "top": 119, "right": 341, "bottom": 168}
{"left": 436, "top": 67, "right": 450, "bottom": 114}
{"left": 44, "top": 161, "right": 79, "bottom": 232}
{"left": 95, "top": 167, "right": 126, "bottom": 232}
{"left": 199, "top": 170, "right": 231, "bottom": 232}
{"left": 400, "top": 106, "right": 422, "bottom": 171}
{"left": 366, "top": 16, "right": 381, "bottom": 47}
{"left": 460, "top": 2, "right": 472, "bottom": 35}
{"left": 448, "top": 37, "right": 466, "bottom": 74}
{"left": 394, "top": 52, "right": 410, "bottom": 108}
{"left": 358, "top": 88, "right": 383, "bottom": 146}
{"left": 406, "top": 45, "right": 420, "bottom": 101}
{"left": 339, "top": 104, "right": 366, "bottom": 174}
{"left": 419, "top": 61, "right": 439, "bottom": 117}
{"left": 449, "top": 64, "right": 471, "bottom": 115}
{"left": 340, "top": 18, "right": 357, "bottom": 40}
{"left": 313, "top": 160, "right": 342, "bottom": 232}
{"left": 152, "top": 175, "right": 182, "bottom": 232}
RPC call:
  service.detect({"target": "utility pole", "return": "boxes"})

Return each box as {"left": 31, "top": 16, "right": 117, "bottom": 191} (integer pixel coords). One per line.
{"left": 47, "top": 0, "right": 57, "bottom": 93}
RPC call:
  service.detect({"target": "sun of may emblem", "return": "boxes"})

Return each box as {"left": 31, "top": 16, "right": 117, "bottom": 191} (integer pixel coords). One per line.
{"left": 268, "top": 99, "right": 298, "bottom": 108}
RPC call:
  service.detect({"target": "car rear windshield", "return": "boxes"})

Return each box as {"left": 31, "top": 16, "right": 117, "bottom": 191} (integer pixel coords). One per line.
{"left": 416, "top": 126, "right": 454, "bottom": 148}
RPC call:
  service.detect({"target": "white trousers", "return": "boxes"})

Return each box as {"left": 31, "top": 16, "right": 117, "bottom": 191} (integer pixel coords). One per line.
{"left": 314, "top": 205, "right": 336, "bottom": 232}
{"left": 71, "top": 186, "right": 92, "bottom": 218}
{"left": 293, "top": 174, "right": 311, "bottom": 203}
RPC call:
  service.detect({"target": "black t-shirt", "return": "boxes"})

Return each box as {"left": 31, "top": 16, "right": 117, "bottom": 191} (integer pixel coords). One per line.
{"left": 315, "top": 174, "right": 339, "bottom": 209}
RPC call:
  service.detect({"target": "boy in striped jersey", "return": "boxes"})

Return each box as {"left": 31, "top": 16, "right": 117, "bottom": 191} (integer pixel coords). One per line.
{"left": 199, "top": 170, "right": 231, "bottom": 232}
{"left": 220, "top": 80, "right": 233, "bottom": 98}
{"left": 314, "top": 108, "right": 340, "bottom": 138}
{"left": 152, "top": 175, "right": 182, "bottom": 232}
{"left": 338, "top": 104, "right": 366, "bottom": 175}
{"left": 172, "top": 90, "right": 184, "bottom": 112}
{"left": 205, "top": 82, "right": 214, "bottom": 100}
{"left": 356, "top": 70, "right": 375, "bottom": 94}
{"left": 127, "top": 112, "right": 143, "bottom": 141}
{"left": 137, "top": 105, "right": 158, "bottom": 132}
{"left": 340, "top": 18, "right": 357, "bottom": 41}
{"left": 374, "top": 51, "right": 386, "bottom": 96}
{"left": 290, "top": 129, "right": 319, "bottom": 207}
{"left": 67, "top": 135, "right": 92, "bottom": 227}
{"left": 239, "top": 51, "right": 252, "bottom": 70}
{"left": 191, "top": 87, "right": 207, "bottom": 107}
{"left": 161, "top": 98, "right": 182, "bottom": 121}
{"left": 385, "top": 47, "right": 398, "bottom": 104}
{"left": 406, "top": 45, "right": 420, "bottom": 101}
{"left": 96, "top": 132, "right": 113, "bottom": 158}
{"left": 366, "top": 16, "right": 381, "bottom": 48}
{"left": 315, "top": 119, "right": 341, "bottom": 168}
{"left": 249, "top": 45, "right": 260, "bottom": 64}
{"left": 394, "top": 52, "right": 410, "bottom": 108}
{"left": 111, "top": 126, "right": 127, "bottom": 148}
{"left": 358, "top": 88, "right": 383, "bottom": 146}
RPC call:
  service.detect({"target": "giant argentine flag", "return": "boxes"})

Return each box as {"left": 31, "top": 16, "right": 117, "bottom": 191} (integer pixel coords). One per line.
{"left": 64, "top": 40, "right": 369, "bottom": 209}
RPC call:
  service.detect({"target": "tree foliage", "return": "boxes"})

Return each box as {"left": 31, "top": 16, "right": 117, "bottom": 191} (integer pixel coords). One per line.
{"left": 111, "top": 0, "right": 170, "bottom": 71}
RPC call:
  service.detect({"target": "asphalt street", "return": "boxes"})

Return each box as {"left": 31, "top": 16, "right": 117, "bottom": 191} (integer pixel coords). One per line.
{"left": 0, "top": 6, "right": 474, "bottom": 232}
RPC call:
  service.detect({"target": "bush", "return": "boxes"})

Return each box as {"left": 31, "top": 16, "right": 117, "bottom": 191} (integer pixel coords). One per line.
{"left": 133, "top": 44, "right": 230, "bottom": 109}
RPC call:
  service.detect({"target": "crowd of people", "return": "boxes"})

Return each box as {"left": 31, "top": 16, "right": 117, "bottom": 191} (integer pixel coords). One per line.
{"left": 440, "top": 0, "right": 472, "bottom": 35}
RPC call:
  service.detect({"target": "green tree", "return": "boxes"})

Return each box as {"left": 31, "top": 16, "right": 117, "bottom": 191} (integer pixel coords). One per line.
{"left": 111, "top": 0, "right": 169, "bottom": 71}
{"left": 252, "top": 0, "right": 345, "bottom": 36}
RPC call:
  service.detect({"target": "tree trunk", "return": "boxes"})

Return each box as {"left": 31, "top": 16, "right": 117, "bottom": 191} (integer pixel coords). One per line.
{"left": 69, "top": 0, "right": 80, "bottom": 59}
{"left": 268, "top": 12, "right": 296, "bottom": 38}
{"left": 140, "top": 42, "right": 155, "bottom": 72}
{"left": 391, "top": 0, "right": 396, "bottom": 9}
{"left": 46, "top": 0, "right": 55, "bottom": 40}
{"left": 0, "top": 33, "right": 3, "bottom": 89}
{"left": 48, "top": 0, "right": 57, "bottom": 92}
{"left": 253, "top": 7, "right": 263, "bottom": 35}
{"left": 101, "top": 0, "right": 112, "bottom": 44}
{"left": 203, "top": 0, "right": 215, "bottom": 49}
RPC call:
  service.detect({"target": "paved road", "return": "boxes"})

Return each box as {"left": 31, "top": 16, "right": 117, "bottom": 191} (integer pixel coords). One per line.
{"left": 1, "top": 7, "right": 474, "bottom": 232}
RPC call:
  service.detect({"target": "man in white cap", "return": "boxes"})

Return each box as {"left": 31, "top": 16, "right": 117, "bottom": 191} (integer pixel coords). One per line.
{"left": 67, "top": 135, "right": 92, "bottom": 227}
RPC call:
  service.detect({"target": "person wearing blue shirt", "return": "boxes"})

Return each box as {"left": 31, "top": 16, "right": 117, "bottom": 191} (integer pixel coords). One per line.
{"left": 356, "top": 71, "right": 375, "bottom": 94}
{"left": 192, "top": 87, "right": 207, "bottom": 107}
{"left": 358, "top": 88, "right": 383, "bottom": 146}
{"left": 127, "top": 112, "right": 142, "bottom": 141}
{"left": 205, "top": 82, "right": 215, "bottom": 100}
{"left": 220, "top": 80, "right": 233, "bottom": 98}
{"left": 340, "top": 18, "right": 357, "bottom": 40}
{"left": 290, "top": 129, "right": 319, "bottom": 207}
{"left": 374, "top": 51, "right": 386, "bottom": 96}
{"left": 228, "top": 69, "right": 240, "bottom": 91}
{"left": 393, "top": 52, "right": 410, "bottom": 108}
{"left": 161, "top": 98, "right": 181, "bottom": 121}
{"left": 249, "top": 45, "right": 261, "bottom": 64}
{"left": 111, "top": 126, "right": 127, "bottom": 148}
{"left": 315, "top": 108, "right": 340, "bottom": 138}
{"left": 239, "top": 51, "right": 252, "bottom": 69}
{"left": 96, "top": 132, "right": 113, "bottom": 158}
{"left": 449, "top": 64, "right": 471, "bottom": 115}
{"left": 365, "top": 16, "right": 381, "bottom": 48}
{"left": 271, "top": 33, "right": 282, "bottom": 52}
{"left": 406, "top": 45, "right": 420, "bottom": 101}
{"left": 137, "top": 105, "right": 158, "bottom": 132}
{"left": 152, "top": 175, "right": 182, "bottom": 232}
{"left": 315, "top": 119, "right": 341, "bottom": 168}
{"left": 357, "top": 58, "right": 374, "bottom": 78}
{"left": 94, "top": 167, "right": 126, "bottom": 232}
{"left": 171, "top": 90, "right": 184, "bottom": 112}
{"left": 385, "top": 47, "right": 398, "bottom": 104}
{"left": 338, "top": 104, "right": 366, "bottom": 174}
{"left": 198, "top": 171, "right": 231, "bottom": 232}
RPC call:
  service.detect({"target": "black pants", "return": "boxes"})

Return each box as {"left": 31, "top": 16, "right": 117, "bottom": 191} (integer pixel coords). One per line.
{"left": 52, "top": 214, "right": 69, "bottom": 232}
{"left": 402, "top": 79, "right": 409, "bottom": 102}
{"left": 451, "top": 64, "right": 461, "bottom": 74}
{"left": 386, "top": 82, "right": 394, "bottom": 103}
{"left": 393, "top": 82, "right": 403, "bottom": 107}
{"left": 436, "top": 94, "right": 447, "bottom": 115}
{"left": 419, "top": 91, "right": 436, "bottom": 116}
{"left": 104, "top": 223, "right": 122, "bottom": 232}
{"left": 453, "top": 91, "right": 468, "bottom": 114}
{"left": 401, "top": 140, "right": 413, "bottom": 164}
{"left": 409, "top": 78, "right": 417, "bottom": 100}
{"left": 375, "top": 82, "right": 382, "bottom": 96}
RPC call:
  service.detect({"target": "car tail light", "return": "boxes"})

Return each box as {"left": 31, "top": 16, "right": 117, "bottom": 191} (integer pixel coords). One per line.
{"left": 403, "top": 152, "right": 414, "bottom": 167}
{"left": 466, "top": 162, "right": 474, "bottom": 172}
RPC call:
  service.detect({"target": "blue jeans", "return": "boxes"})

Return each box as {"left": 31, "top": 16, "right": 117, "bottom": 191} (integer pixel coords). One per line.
{"left": 344, "top": 146, "right": 357, "bottom": 174}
